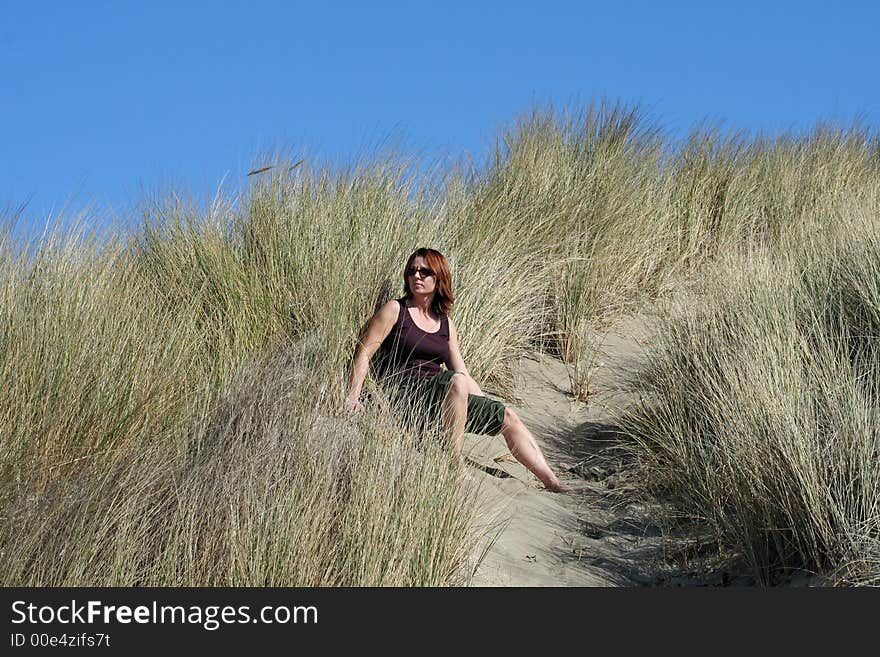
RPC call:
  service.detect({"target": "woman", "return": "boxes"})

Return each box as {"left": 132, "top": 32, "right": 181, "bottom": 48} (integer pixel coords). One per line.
{"left": 345, "top": 247, "right": 572, "bottom": 493}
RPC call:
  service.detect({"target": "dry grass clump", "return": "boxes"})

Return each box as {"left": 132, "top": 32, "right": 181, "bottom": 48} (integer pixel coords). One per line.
{"left": 0, "top": 225, "right": 207, "bottom": 505}
{"left": 474, "top": 104, "right": 668, "bottom": 337}
{"left": 620, "top": 206, "right": 880, "bottom": 583}
{"left": 468, "top": 105, "right": 880, "bottom": 401}
{"left": 0, "top": 343, "right": 475, "bottom": 586}
{"left": 665, "top": 124, "right": 880, "bottom": 259}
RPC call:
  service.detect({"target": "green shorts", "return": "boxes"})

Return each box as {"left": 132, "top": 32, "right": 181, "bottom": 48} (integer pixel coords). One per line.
{"left": 386, "top": 369, "right": 507, "bottom": 436}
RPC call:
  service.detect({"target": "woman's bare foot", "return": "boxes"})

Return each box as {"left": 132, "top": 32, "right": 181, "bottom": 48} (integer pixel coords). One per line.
{"left": 544, "top": 479, "right": 574, "bottom": 493}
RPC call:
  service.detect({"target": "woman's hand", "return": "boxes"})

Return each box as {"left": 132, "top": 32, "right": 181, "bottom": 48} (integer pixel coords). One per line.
{"left": 345, "top": 396, "right": 365, "bottom": 413}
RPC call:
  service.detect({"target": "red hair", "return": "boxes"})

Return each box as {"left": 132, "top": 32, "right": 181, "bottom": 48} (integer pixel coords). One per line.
{"left": 402, "top": 248, "right": 454, "bottom": 316}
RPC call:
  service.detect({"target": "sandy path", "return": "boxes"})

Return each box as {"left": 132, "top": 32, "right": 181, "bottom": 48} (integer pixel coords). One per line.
{"left": 463, "top": 316, "right": 668, "bottom": 586}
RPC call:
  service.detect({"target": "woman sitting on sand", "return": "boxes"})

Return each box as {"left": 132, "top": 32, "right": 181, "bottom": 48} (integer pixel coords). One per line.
{"left": 345, "top": 247, "right": 571, "bottom": 493}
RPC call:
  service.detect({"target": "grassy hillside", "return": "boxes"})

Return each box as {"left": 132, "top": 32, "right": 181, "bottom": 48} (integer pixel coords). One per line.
{"left": 1, "top": 101, "right": 878, "bottom": 584}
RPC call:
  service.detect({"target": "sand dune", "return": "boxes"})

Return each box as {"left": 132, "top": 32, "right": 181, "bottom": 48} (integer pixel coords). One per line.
{"left": 463, "top": 315, "right": 734, "bottom": 586}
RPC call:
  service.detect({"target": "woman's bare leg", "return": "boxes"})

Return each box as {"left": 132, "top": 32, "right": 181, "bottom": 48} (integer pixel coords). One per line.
{"left": 442, "top": 376, "right": 570, "bottom": 491}
{"left": 441, "top": 374, "right": 469, "bottom": 458}
{"left": 500, "top": 408, "right": 572, "bottom": 493}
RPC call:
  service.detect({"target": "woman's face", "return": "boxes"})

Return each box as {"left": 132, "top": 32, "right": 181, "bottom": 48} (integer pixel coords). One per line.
{"left": 407, "top": 256, "right": 436, "bottom": 296}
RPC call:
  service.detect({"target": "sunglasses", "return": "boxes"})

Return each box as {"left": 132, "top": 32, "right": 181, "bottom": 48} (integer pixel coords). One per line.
{"left": 406, "top": 266, "right": 435, "bottom": 278}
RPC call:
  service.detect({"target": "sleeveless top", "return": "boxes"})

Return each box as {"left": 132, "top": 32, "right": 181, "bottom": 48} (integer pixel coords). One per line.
{"left": 376, "top": 298, "right": 451, "bottom": 380}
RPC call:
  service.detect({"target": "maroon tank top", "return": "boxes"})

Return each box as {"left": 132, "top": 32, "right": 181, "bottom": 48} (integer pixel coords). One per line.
{"left": 377, "top": 298, "right": 451, "bottom": 379}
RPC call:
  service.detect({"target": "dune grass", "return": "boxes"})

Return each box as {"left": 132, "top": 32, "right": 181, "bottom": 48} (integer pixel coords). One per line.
{"left": 1, "top": 100, "right": 879, "bottom": 585}
{"left": 619, "top": 206, "right": 880, "bottom": 584}
{"left": 0, "top": 149, "right": 546, "bottom": 585}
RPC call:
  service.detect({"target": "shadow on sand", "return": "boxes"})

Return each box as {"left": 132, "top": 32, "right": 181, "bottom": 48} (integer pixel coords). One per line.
{"left": 532, "top": 417, "right": 757, "bottom": 586}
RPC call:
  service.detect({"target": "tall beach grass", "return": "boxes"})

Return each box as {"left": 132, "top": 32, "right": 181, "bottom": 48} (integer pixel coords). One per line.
{"left": 620, "top": 205, "right": 880, "bottom": 584}
{"left": 2, "top": 100, "right": 879, "bottom": 584}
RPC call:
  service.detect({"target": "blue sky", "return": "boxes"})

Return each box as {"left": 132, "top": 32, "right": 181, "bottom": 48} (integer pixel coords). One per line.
{"left": 2, "top": 0, "right": 878, "bottom": 240}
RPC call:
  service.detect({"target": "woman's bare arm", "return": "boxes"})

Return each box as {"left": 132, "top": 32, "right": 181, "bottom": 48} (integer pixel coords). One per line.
{"left": 345, "top": 300, "right": 399, "bottom": 410}
{"left": 446, "top": 318, "right": 484, "bottom": 396}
